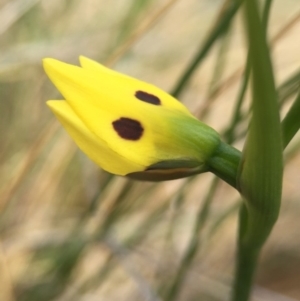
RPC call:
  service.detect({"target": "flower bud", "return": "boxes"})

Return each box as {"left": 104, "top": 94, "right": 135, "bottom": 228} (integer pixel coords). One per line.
{"left": 44, "top": 56, "right": 220, "bottom": 181}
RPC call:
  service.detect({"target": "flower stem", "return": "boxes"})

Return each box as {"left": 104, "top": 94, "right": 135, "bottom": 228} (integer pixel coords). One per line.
{"left": 232, "top": 222, "right": 260, "bottom": 301}
{"left": 207, "top": 141, "right": 241, "bottom": 189}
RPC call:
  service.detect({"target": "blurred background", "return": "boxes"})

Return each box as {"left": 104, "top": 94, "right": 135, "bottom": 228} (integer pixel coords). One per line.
{"left": 0, "top": 0, "right": 300, "bottom": 300}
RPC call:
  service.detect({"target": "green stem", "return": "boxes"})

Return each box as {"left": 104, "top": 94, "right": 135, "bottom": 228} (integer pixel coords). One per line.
{"left": 231, "top": 205, "right": 260, "bottom": 301}
{"left": 205, "top": 86, "right": 298, "bottom": 193}
{"left": 207, "top": 141, "right": 241, "bottom": 189}
{"left": 206, "top": 88, "right": 299, "bottom": 301}
{"left": 232, "top": 232, "right": 259, "bottom": 300}
{"left": 232, "top": 0, "right": 279, "bottom": 300}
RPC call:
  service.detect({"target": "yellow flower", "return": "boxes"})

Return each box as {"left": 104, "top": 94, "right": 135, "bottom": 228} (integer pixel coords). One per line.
{"left": 43, "top": 56, "right": 220, "bottom": 181}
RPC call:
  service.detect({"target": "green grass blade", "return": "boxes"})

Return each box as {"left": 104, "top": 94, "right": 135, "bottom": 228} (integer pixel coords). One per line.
{"left": 281, "top": 89, "right": 300, "bottom": 148}
{"left": 238, "top": 0, "right": 282, "bottom": 249}
{"left": 171, "top": 0, "right": 241, "bottom": 98}
{"left": 233, "top": 0, "right": 283, "bottom": 300}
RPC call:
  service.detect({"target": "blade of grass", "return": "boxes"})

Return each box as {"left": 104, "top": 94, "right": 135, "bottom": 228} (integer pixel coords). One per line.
{"left": 228, "top": 69, "right": 300, "bottom": 145}
{"left": 207, "top": 25, "right": 232, "bottom": 99}
{"left": 171, "top": 0, "right": 241, "bottom": 98}
{"left": 225, "top": 0, "right": 272, "bottom": 143}
{"left": 233, "top": 0, "right": 283, "bottom": 300}
{"left": 202, "top": 8, "right": 300, "bottom": 109}
{"left": 199, "top": 23, "right": 233, "bottom": 119}
{"left": 278, "top": 68, "right": 300, "bottom": 106}
{"left": 281, "top": 89, "right": 300, "bottom": 149}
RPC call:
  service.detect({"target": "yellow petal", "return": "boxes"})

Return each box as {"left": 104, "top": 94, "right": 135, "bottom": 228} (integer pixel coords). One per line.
{"left": 43, "top": 59, "right": 192, "bottom": 165}
{"left": 45, "top": 58, "right": 191, "bottom": 113}
{"left": 79, "top": 56, "right": 131, "bottom": 79}
{"left": 47, "top": 100, "right": 144, "bottom": 175}
{"left": 44, "top": 58, "right": 220, "bottom": 174}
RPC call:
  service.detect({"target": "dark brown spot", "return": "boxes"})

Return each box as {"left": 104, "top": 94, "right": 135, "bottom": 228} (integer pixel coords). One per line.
{"left": 135, "top": 90, "right": 161, "bottom": 105}
{"left": 112, "top": 117, "right": 144, "bottom": 140}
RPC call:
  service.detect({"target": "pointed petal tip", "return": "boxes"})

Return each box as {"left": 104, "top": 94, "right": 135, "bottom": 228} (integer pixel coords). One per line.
{"left": 79, "top": 55, "right": 87, "bottom": 62}
{"left": 79, "top": 55, "right": 91, "bottom": 67}
{"left": 43, "top": 58, "right": 77, "bottom": 74}
{"left": 46, "top": 99, "right": 58, "bottom": 106}
{"left": 42, "top": 58, "right": 52, "bottom": 73}
{"left": 43, "top": 58, "right": 63, "bottom": 76}
{"left": 46, "top": 100, "right": 63, "bottom": 110}
{"left": 79, "top": 55, "right": 106, "bottom": 71}
{"left": 42, "top": 58, "right": 58, "bottom": 68}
